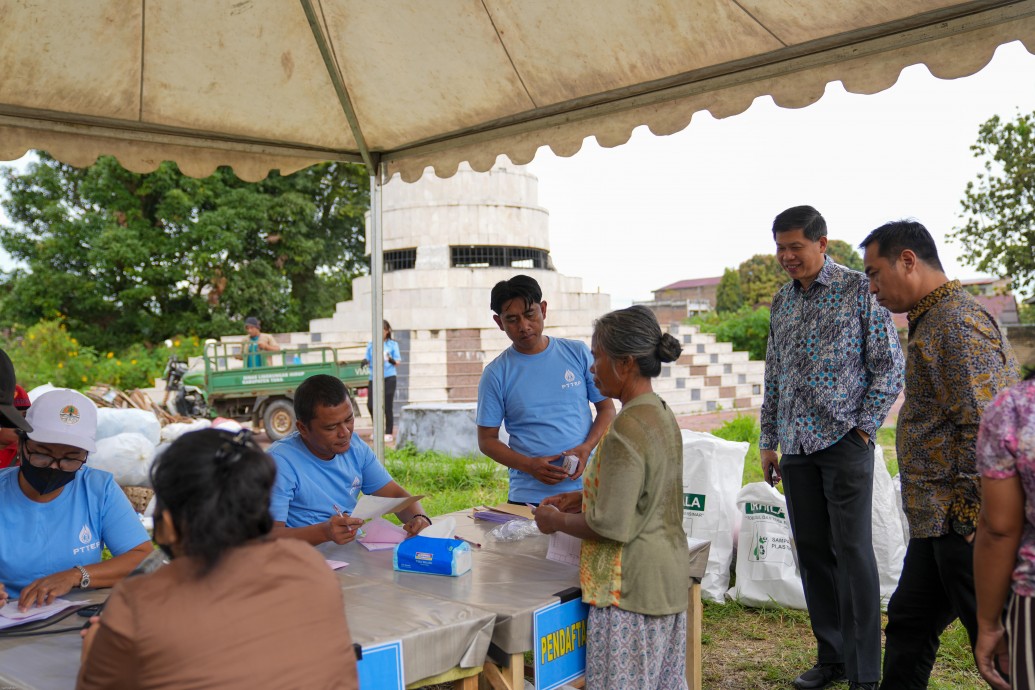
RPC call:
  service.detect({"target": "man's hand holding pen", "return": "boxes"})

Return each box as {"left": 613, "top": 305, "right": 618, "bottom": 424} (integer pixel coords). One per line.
{"left": 324, "top": 505, "right": 364, "bottom": 545}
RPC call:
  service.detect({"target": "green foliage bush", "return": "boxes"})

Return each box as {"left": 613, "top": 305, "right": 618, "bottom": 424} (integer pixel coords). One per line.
{"left": 709, "top": 414, "right": 764, "bottom": 487}
{"left": 690, "top": 306, "right": 770, "bottom": 361}
{"left": 2, "top": 317, "right": 204, "bottom": 391}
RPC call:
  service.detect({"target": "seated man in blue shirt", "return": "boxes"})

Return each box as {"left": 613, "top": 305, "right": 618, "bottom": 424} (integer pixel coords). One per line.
{"left": 269, "top": 374, "right": 430, "bottom": 545}
{"left": 0, "top": 388, "right": 152, "bottom": 610}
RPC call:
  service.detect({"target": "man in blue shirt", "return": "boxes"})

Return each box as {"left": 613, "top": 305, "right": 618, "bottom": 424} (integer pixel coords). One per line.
{"left": 269, "top": 374, "right": 430, "bottom": 546}
{"left": 0, "top": 389, "right": 151, "bottom": 610}
{"left": 760, "top": 206, "right": 904, "bottom": 690}
{"left": 477, "top": 275, "right": 616, "bottom": 504}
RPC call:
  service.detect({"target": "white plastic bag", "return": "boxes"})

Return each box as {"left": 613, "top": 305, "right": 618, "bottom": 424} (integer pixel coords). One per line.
{"left": 90, "top": 433, "right": 157, "bottom": 487}
{"left": 96, "top": 408, "right": 161, "bottom": 445}
{"left": 872, "top": 445, "right": 906, "bottom": 605}
{"left": 726, "top": 482, "right": 807, "bottom": 609}
{"left": 159, "top": 418, "right": 212, "bottom": 443}
{"left": 892, "top": 473, "right": 910, "bottom": 546}
{"left": 680, "top": 429, "right": 747, "bottom": 603}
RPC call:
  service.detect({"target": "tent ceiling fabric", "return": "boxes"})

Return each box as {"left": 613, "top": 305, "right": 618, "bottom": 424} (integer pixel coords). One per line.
{"left": 0, "top": 0, "right": 1033, "bottom": 182}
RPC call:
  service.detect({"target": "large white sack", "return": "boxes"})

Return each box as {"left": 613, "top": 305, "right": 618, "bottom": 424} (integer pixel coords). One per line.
{"left": 872, "top": 445, "right": 906, "bottom": 605}
{"left": 96, "top": 408, "right": 161, "bottom": 445}
{"left": 90, "top": 433, "right": 157, "bottom": 487}
{"left": 160, "top": 418, "right": 212, "bottom": 443}
{"left": 726, "top": 482, "right": 807, "bottom": 609}
{"left": 892, "top": 473, "right": 910, "bottom": 545}
{"left": 681, "top": 429, "right": 747, "bottom": 603}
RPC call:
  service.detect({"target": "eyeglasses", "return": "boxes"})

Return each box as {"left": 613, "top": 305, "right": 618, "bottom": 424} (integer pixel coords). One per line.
{"left": 23, "top": 448, "right": 87, "bottom": 472}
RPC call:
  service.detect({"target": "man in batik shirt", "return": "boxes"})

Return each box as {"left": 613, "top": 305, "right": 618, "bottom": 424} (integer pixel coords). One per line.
{"left": 860, "top": 220, "right": 1019, "bottom": 689}
{"left": 761, "top": 206, "right": 904, "bottom": 690}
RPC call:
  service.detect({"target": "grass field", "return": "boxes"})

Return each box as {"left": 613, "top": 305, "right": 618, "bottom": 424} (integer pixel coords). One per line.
{"left": 389, "top": 417, "right": 984, "bottom": 689}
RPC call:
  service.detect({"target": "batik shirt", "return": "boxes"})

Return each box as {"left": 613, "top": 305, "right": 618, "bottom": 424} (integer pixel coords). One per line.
{"left": 898, "top": 281, "right": 1019, "bottom": 538}
{"left": 977, "top": 379, "right": 1035, "bottom": 596}
{"left": 761, "top": 257, "right": 904, "bottom": 455}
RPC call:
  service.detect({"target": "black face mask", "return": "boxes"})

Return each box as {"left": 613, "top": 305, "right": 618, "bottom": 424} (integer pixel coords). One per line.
{"left": 20, "top": 461, "right": 77, "bottom": 495}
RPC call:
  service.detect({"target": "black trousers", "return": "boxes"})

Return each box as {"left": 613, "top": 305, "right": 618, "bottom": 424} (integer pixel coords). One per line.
{"left": 366, "top": 375, "right": 397, "bottom": 434}
{"left": 781, "top": 431, "right": 881, "bottom": 683}
{"left": 879, "top": 534, "right": 978, "bottom": 690}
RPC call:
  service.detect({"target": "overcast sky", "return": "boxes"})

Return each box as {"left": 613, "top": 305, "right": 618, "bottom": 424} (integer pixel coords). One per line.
{"left": 529, "top": 40, "right": 1035, "bottom": 307}
{"left": 3, "top": 41, "right": 1035, "bottom": 309}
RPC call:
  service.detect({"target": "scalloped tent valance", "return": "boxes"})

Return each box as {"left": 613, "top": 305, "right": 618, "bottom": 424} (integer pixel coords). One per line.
{"left": 1, "top": 0, "right": 1033, "bottom": 182}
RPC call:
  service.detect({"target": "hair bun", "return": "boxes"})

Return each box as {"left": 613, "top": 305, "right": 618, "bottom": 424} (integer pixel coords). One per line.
{"left": 656, "top": 333, "right": 683, "bottom": 363}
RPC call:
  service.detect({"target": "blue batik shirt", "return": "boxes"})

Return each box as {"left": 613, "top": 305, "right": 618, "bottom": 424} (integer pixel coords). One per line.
{"left": 760, "top": 257, "right": 904, "bottom": 455}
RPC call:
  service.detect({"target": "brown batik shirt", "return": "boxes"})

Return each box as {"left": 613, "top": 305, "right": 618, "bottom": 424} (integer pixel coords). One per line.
{"left": 898, "top": 280, "right": 1019, "bottom": 538}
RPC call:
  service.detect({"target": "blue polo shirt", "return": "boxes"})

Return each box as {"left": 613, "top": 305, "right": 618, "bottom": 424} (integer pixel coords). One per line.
{"left": 476, "top": 337, "right": 606, "bottom": 502}
{"left": 0, "top": 466, "right": 149, "bottom": 597}
{"left": 268, "top": 433, "right": 393, "bottom": 527}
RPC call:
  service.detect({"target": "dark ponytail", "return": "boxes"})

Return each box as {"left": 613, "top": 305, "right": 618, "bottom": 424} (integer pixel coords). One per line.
{"left": 150, "top": 429, "right": 276, "bottom": 575}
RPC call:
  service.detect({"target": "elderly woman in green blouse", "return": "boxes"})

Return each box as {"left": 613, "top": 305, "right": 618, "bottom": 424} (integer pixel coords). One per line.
{"left": 534, "top": 305, "right": 689, "bottom": 690}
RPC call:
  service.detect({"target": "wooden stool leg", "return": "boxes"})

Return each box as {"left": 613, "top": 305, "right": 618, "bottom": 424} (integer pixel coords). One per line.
{"left": 686, "top": 581, "right": 703, "bottom": 690}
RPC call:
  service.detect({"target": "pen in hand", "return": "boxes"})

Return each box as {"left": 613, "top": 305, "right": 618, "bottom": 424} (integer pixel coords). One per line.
{"left": 333, "top": 504, "right": 363, "bottom": 538}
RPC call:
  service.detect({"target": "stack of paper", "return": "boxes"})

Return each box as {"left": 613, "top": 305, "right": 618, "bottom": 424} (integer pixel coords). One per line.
{"left": 0, "top": 599, "right": 78, "bottom": 630}
{"left": 472, "top": 504, "right": 533, "bottom": 523}
{"left": 358, "top": 517, "right": 408, "bottom": 551}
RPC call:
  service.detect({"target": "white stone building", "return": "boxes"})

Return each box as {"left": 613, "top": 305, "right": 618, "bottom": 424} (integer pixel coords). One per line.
{"left": 277, "top": 162, "right": 763, "bottom": 419}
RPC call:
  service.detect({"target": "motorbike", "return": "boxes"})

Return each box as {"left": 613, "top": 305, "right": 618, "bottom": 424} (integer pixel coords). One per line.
{"left": 162, "top": 355, "right": 209, "bottom": 418}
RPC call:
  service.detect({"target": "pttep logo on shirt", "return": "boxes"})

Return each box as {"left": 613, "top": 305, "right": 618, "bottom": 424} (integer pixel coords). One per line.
{"left": 560, "top": 369, "right": 582, "bottom": 391}
{"left": 73, "top": 523, "right": 101, "bottom": 556}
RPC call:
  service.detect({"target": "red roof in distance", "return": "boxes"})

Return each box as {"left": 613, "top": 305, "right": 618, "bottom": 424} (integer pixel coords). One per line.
{"left": 655, "top": 276, "right": 723, "bottom": 291}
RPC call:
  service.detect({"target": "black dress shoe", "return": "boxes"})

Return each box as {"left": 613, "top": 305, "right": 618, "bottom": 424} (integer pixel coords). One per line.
{"left": 792, "top": 663, "right": 846, "bottom": 689}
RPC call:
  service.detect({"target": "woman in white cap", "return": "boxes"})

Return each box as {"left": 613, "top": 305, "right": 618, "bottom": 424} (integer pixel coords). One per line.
{"left": 0, "top": 389, "right": 152, "bottom": 610}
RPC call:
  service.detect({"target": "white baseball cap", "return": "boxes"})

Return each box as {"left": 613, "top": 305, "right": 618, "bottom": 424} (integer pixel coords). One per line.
{"left": 25, "top": 389, "right": 98, "bottom": 453}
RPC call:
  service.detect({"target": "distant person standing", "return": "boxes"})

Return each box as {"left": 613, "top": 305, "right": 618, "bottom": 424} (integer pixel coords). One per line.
{"left": 364, "top": 320, "right": 401, "bottom": 443}
{"left": 761, "top": 205, "right": 904, "bottom": 690}
{"left": 477, "top": 275, "right": 615, "bottom": 505}
{"left": 243, "top": 316, "right": 279, "bottom": 368}
{"left": 860, "top": 220, "right": 1020, "bottom": 689}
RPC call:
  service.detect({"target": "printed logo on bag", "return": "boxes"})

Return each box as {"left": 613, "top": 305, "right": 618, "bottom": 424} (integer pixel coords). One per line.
{"left": 59, "top": 405, "right": 80, "bottom": 425}
{"left": 745, "top": 503, "right": 785, "bottom": 519}
{"left": 753, "top": 534, "right": 768, "bottom": 561}
{"left": 415, "top": 551, "right": 433, "bottom": 563}
{"left": 560, "top": 369, "right": 581, "bottom": 390}
{"left": 683, "top": 493, "right": 706, "bottom": 512}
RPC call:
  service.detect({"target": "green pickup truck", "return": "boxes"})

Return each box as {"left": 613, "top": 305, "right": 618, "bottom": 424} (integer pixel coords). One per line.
{"left": 174, "top": 343, "right": 369, "bottom": 441}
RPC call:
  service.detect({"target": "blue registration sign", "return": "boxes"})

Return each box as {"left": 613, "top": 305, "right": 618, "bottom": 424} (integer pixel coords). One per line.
{"left": 357, "top": 639, "right": 404, "bottom": 690}
{"left": 533, "top": 592, "right": 588, "bottom": 690}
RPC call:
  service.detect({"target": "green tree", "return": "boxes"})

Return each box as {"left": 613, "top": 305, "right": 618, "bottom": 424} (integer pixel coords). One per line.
{"left": 952, "top": 112, "right": 1035, "bottom": 294}
{"left": 690, "top": 306, "right": 770, "bottom": 360}
{"left": 0, "top": 155, "right": 369, "bottom": 349}
{"left": 715, "top": 268, "right": 745, "bottom": 313}
{"left": 827, "top": 239, "right": 864, "bottom": 271}
{"left": 738, "top": 254, "right": 784, "bottom": 307}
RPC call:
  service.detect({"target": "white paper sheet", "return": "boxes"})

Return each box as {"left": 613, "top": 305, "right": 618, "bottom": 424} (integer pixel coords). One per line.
{"left": 350, "top": 494, "right": 424, "bottom": 521}
{"left": 0, "top": 599, "right": 78, "bottom": 630}
{"left": 546, "top": 532, "right": 582, "bottom": 566}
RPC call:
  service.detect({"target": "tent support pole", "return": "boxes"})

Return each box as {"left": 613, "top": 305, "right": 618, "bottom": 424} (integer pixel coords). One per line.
{"left": 370, "top": 162, "right": 386, "bottom": 461}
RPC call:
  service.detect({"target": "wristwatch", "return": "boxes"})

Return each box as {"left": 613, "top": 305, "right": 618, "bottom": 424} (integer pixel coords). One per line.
{"left": 74, "top": 565, "right": 91, "bottom": 589}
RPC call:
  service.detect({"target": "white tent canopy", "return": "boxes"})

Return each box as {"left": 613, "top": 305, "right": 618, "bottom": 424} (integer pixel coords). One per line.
{"left": 2, "top": 0, "right": 1033, "bottom": 450}
{"left": 1, "top": 0, "right": 1033, "bottom": 183}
